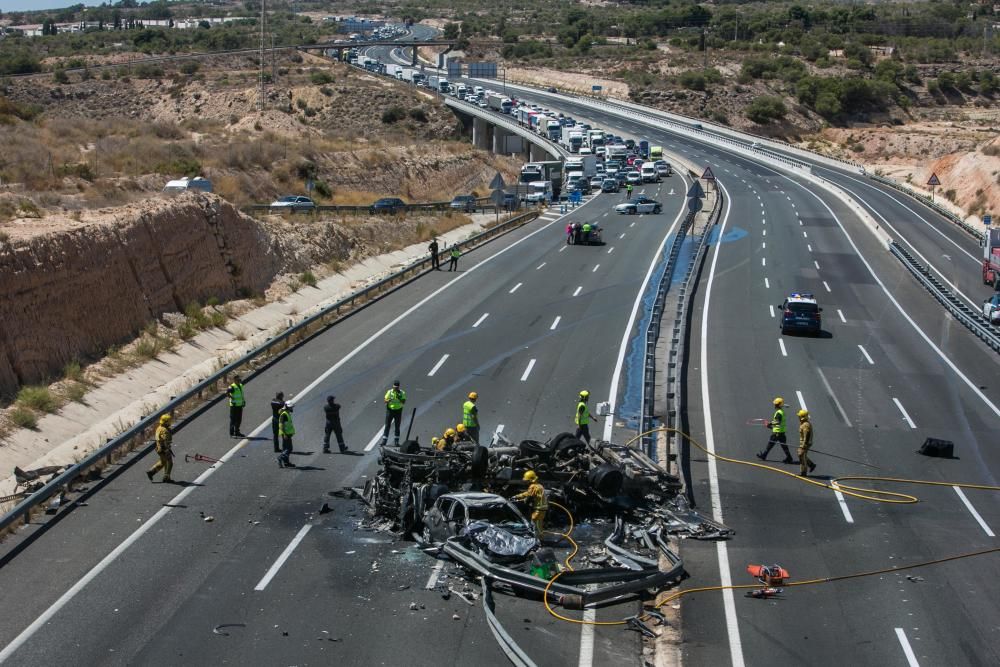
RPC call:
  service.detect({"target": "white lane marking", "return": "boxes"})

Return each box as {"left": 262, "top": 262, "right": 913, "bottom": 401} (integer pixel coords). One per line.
{"left": 537, "top": 262, "right": 546, "bottom": 270}
{"left": 858, "top": 345, "right": 874, "bottom": 365}
{"left": 696, "top": 182, "right": 745, "bottom": 667}
{"left": 814, "top": 260, "right": 821, "bottom": 270}
{"left": 791, "top": 202, "right": 796, "bottom": 208}
{"left": 573, "top": 286, "right": 583, "bottom": 297}
{"left": 425, "top": 560, "right": 445, "bottom": 590}
{"left": 761, "top": 257, "right": 766, "bottom": 267}
{"left": 578, "top": 607, "right": 596, "bottom": 667}
{"left": 799, "top": 219, "right": 803, "bottom": 226}
{"left": 762, "top": 241, "right": 766, "bottom": 249}
{"left": 550, "top": 316, "right": 561, "bottom": 330}
{"left": 803, "top": 231, "right": 808, "bottom": 238}
{"left": 769, "top": 305, "right": 775, "bottom": 318}
{"left": 509, "top": 282, "right": 522, "bottom": 294}
{"left": 796, "top": 390, "right": 807, "bottom": 411}
{"left": 630, "top": 222, "right": 635, "bottom": 227}
{"left": 607, "top": 247, "right": 614, "bottom": 254}
{"left": 619, "top": 233, "right": 626, "bottom": 239}
{"left": 559, "top": 245, "right": 568, "bottom": 252}
{"left": 838, "top": 309, "right": 847, "bottom": 323}
{"left": 520, "top": 358, "right": 536, "bottom": 382}
{"left": 833, "top": 487, "right": 855, "bottom": 524}
{"left": 364, "top": 426, "right": 385, "bottom": 451}
{"left": 473, "top": 312, "right": 489, "bottom": 328}
{"left": 823, "top": 281, "right": 832, "bottom": 293}
{"left": 255, "top": 524, "right": 313, "bottom": 591}
{"left": 761, "top": 219, "right": 766, "bottom": 225}
{"left": 778, "top": 339, "right": 787, "bottom": 357}
{"left": 762, "top": 229, "right": 766, "bottom": 237}
{"left": 817, "top": 367, "right": 853, "bottom": 428}
{"left": 953, "top": 486, "right": 995, "bottom": 536}
{"left": 807, "top": 244, "right": 812, "bottom": 252}
{"left": 895, "top": 628, "right": 921, "bottom": 667}
{"left": 427, "top": 353, "right": 450, "bottom": 377}
{"left": 592, "top": 264, "right": 600, "bottom": 272}
{"left": 893, "top": 398, "right": 916, "bottom": 429}
{"left": 764, "top": 277, "right": 770, "bottom": 289}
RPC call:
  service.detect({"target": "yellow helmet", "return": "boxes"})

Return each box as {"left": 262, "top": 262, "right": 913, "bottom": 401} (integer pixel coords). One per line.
{"left": 523, "top": 470, "right": 538, "bottom": 482}
{"left": 431, "top": 437, "right": 440, "bottom": 445}
{"left": 159, "top": 414, "right": 172, "bottom": 424}
{"left": 468, "top": 391, "right": 478, "bottom": 400}
{"left": 797, "top": 409, "right": 809, "bottom": 418}
{"left": 579, "top": 390, "right": 590, "bottom": 399}
{"left": 456, "top": 424, "right": 466, "bottom": 433}
{"left": 445, "top": 428, "right": 456, "bottom": 438}
{"left": 773, "top": 397, "right": 784, "bottom": 406}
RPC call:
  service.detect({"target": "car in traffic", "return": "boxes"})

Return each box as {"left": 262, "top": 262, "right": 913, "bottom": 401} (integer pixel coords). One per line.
{"left": 450, "top": 195, "right": 477, "bottom": 212}
{"left": 370, "top": 197, "right": 406, "bottom": 214}
{"left": 589, "top": 176, "right": 605, "bottom": 189}
{"left": 615, "top": 195, "right": 662, "bottom": 215}
{"left": 269, "top": 195, "right": 316, "bottom": 211}
{"left": 601, "top": 178, "right": 620, "bottom": 193}
{"left": 654, "top": 160, "right": 672, "bottom": 177}
{"left": 625, "top": 171, "right": 642, "bottom": 185}
{"left": 568, "top": 179, "right": 591, "bottom": 195}
{"left": 984, "top": 292, "right": 1000, "bottom": 323}
{"left": 779, "top": 292, "right": 822, "bottom": 335}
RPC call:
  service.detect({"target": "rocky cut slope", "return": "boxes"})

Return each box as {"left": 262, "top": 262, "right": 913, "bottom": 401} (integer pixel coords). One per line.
{"left": 0, "top": 194, "right": 281, "bottom": 395}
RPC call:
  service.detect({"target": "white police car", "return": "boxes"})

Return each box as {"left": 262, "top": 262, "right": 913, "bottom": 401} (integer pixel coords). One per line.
{"left": 984, "top": 292, "right": 1000, "bottom": 324}
{"left": 778, "top": 292, "right": 822, "bottom": 335}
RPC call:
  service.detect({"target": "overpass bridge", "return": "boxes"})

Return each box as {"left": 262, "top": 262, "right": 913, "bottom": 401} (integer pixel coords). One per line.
{"left": 299, "top": 39, "right": 456, "bottom": 66}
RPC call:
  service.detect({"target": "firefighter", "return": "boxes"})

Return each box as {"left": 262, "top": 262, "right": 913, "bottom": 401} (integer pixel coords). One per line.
{"left": 513, "top": 470, "right": 548, "bottom": 539}
{"left": 270, "top": 391, "right": 285, "bottom": 453}
{"left": 146, "top": 414, "right": 174, "bottom": 483}
{"left": 798, "top": 409, "right": 816, "bottom": 477}
{"left": 277, "top": 403, "right": 296, "bottom": 468}
{"left": 438, "top": 428, "right": 457, "bottom": 450}
{"left": 378, "top": 380, "right": 406, "bottom": 446}
{"left": 226, "top": 375, "right": 247, "bottom": 438}
{"left": 462, "top": 392, "right": 480, "bottom": 444}
{"left": 455, "top": 423, "right": 474, "bottom": 444}
{"left": 757, "top": 397, "right": 793, "bottom": 464}
{"left": 575, "top": 390, "right": 592, "bottom": 443}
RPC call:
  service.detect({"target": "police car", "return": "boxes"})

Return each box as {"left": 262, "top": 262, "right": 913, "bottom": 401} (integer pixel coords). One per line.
{"left": 778, "top": 292, "right": 822, "bottom": 335}
{"left": 984, "top": 292, "right": 1000, "bottom": 324}
{"left": 614, "top": 195, "right": 662, "bottom": 215}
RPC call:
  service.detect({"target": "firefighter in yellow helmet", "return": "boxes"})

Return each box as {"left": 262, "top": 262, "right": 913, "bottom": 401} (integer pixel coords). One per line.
{"left": 757, "top": 397, "right": 793, "bottom": 464}
{"left": 797, "top": 409, "right": 816, "bottom": 477}
{"left": 455, "top": 423, "right": 475, "bottom": 444}
{"left": 513, "top": 470, "right": 548, "bottom": 539}
{"left": 438, "top": 428, "right": 457, "bottom": 451}
{"left": 146, "top": 414, "right": 174, "bottom": 483}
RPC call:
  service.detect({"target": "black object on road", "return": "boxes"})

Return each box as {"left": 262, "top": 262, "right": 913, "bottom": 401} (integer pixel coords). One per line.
{"left": 918, "top": 437, "right": 955, "bottom": 458}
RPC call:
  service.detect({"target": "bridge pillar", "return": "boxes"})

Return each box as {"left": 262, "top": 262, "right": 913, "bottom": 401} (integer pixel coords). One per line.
{"left": 529, "top": 143, "right": 545, "bottom": 162}
{"left": 473, "top": 117, "right": 490, "bottom": 150}
{"left": 492, "top": 127, "right": 507, "bottom": 154}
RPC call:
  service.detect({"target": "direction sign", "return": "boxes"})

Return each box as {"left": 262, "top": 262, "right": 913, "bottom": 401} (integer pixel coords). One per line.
{"left": 490, "top": 188, "right": 506, "bottom": 206}
{"left": 489, "top": 172, "right": 506, "bottom": 190}
{"left": 985, "top": 214, "right": 992, "bottom": 226}
{"left": 927, "top": 172, "right": 941, "bottom": 187}
{"left": 686, "top": 180, "right": 705, "bottom": 199}
{"left": 701, "top": 166, "right": 716, "bottom": 181}
{"left": 569, "top": 190, "right": 582, "bottom": 203}
{"left": 592, "top": 85, "right": 603, "bottom": 92}
{"left": 688, "top": 197, "right": 703, "bottom": 213}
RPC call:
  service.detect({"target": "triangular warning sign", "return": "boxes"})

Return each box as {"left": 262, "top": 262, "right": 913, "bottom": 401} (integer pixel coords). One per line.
{"left": 927, "top": 172, "right": 941, "bottom": 186}
{"left": 489, "top": 172, "right": 506, "bottom": 190}
{"left": 701, "top": 166, "right": 716, "bottom": 181}
{"left": 686, "top": 180, "right": 705, "bottom": 199}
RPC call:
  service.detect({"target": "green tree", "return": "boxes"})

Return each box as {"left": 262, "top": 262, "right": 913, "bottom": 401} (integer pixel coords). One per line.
{"left": 745, "top": 96, "right": 787, "bottom": 124}
{"left": 443, "top": 22, "right": 459, "bottom": 40}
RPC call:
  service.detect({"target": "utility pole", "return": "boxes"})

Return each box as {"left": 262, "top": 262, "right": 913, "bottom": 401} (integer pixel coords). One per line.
{"left": 702, "top": 28, "right": 708, "bottom": 69}
{"left": 257, "top": 0, "right": 267, "bottom": 112}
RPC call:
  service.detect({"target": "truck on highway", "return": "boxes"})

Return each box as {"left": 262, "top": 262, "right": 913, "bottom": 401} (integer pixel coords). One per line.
{"left": 649, "top": 145, "right": 663, "bottom": 160}
{"left": 561, "top": 127, "right": 584, "bottom": 153}
{"left": 588, "top": 129, "right": 605, "bottom": 148}
{"left": 427, "top": 76, "right": 450, "bottom": 93}
{"left": 411, "top": 71, "right": 427, "bottom": 86}
{"left": 983, "top": 228, "right": 1000, "bottom": 288}
{"left": 564, "top": 155, "right": 597, "bottom": 178}
{"left": 400, "top": 68, "right": 415, "bottom": 82}
{"left": 385, "top": 63, "right": 404, "bottom": 79}
{"left": 607, "top": 143, "right": 628, "bottom": 161}
{"left": 546, "top": 119, "right": 562, "bottom": 142}
{"left": 518, "top": 161, "right": 564, "bottom": 201}
{"left": 486, "top": 93, "right": 513, "bottom": 114}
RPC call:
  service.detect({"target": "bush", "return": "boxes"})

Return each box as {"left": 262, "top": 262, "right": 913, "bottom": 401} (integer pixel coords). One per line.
{"left": 17, "top": 385, "right": 57, "bottom": 413}
{"left": 745, "top": 96, "right": 787, "bottom": 124}
{"left": 300, "top": 270, "right": 318, "bottom": 287}
{"left": 313, "top": 180, "right": 331, "bottom": 198}
{"left": 64, "top": 382, "right": 88, "bottom": 403}
{"left": 310, "top": 70, "right": 334, "bottom": 85}
{"left": 53, "top": 69, "right": 69, "bottom": 84}
{"left": 296, "top": 98, "right": 308, "bottom": 110}
{"left": 133, "top": 63, "right": 164, "bottom": 79}
{"left": 409, "top": 108, "right": 428, "bottom": 122}
{"left": 319, "top": 86, "right": 333, "bottom": 97}
{"left": 63, "top": 360, "right": 84, "bottom": 382}
{"left": 9, "top": 406, "right": 38, "bottom": 429}
{"left": 180, "top": 61, "right": 200, "bottom": 75}
{"left": 134, "top": 335, "right": 161, "bottom": 360}
{"left": 381, "top": 106, "right": 406, "bottom": 124}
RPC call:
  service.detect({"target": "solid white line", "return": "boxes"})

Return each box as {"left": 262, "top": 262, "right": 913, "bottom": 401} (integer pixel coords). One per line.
{"left": 592, "top": 264, "right": 600, "bottom": 272}
{"left": 572, "top": 286, "right": 583, "bottom": 297}
{"left": 607, "top": 247, "right": 614, "bottom": 254}
{"left": 838, "top": 309, "right": 846, "bottom": 323}
{"left": 425, "top": 560, "right": 445, "bottom": 590}
{"left": 953, "top": 486, "right": 995, "bottom": 536}
{"left": 764, "top": 277, "right": 770, "bottom": 289}
{"left": 697, "top": 182, "right": 745, "bottom": 666}
{"left": 814, "top": 260, "right": 821, "bottom": 270}
{"left": 833, "top": 487, "right": 855, "bottom": 523}
{"left": 858, "top": 345, "right": 874, "bottom": 365}
{"left": 823, "top": 281, "right": 831, "bottom": 293}
{"left": 473, "top": 312, "right": 489, "bottom": 328}
{"left": 816, "top": 367, "right": 853, "bottom": 428}
{"left": 796, "top": 390, "right": 807, "bottom": 411}
{"left": 520, "top": 359, "right": 536, "bottom": 382}
{"left": 254, "top": 524, "right": 313, "bottom": 591}
{"left": 550, "top": 316, "right": 561, "bottom": 330}
{"left": 778, "top": 338, "right": 787, "bottom": 357}
{"left": 895, "top": 628, "right": 921, "bottom": 667}
{"left": 537, "top": 262, "right": 546, "bottom": 270}
{"left": 427, "top": 353, "right": 450, "bottom": 377}
{"left": 893, "top": 398, "right": 917, "bottom": 428}
{"left": 769, "top": 305, "right": 775, "bottom": 318}
{"left": 578, "top": 607, "right": 596, "bottom": 667}
{"left": 509, "top": 282, "right": 522, "bottom": 294}
{"left": 364, "top": 426, "right": 384, "bottom": 451}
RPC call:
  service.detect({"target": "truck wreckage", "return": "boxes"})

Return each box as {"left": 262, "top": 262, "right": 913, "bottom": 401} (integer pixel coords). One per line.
{"left": 353, "top": 430, "right": 733, "bottom": 610}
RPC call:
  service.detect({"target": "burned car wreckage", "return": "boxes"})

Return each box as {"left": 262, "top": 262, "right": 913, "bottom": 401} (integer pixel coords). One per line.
{"left": 357, "top": 431, "right": 732, "bottom": 608}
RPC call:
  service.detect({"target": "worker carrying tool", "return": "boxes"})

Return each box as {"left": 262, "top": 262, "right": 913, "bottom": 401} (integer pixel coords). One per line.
{"left": 575, "top": 390, "right": 593, "bottom": 443}
{"left": 513, "top": 470, "right": 548, "bottom": 539}
{"left": 147, "top": 414, "right": 174, "bottom": 483}
{"left": 757, "top": 397, "right": 793, "bottom": 464}
{"left": 462, "top": 392, "right": 480, "bottom": 444}
{"left": 226, "top": 375, "right": 247, "bottom": 438}
{"left": 378, "top": 380, "right": 406, "bottom": 447}
{"left": 277, "top": 403, "right": 296, "bottom": 468}
{"left": 798, "top": 409, "right": 816, "bottom": 477}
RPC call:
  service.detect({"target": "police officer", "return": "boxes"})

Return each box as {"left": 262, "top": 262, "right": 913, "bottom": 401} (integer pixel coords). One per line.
{"left": 798, "top": 409, "right": 816, "bottom": 477}
{"left": 462, "top": 392, "right": 480, "bottom": 444}
{"left": 582, "top": 222, "right": 592, "bottom": 244}
{"left": 226, "top": 375, "right": 246, "bottom": 438}
{"left": 428, "top": 237, "right": 441, "bottom": 270}
{"left": 513, "top": 470, "right": 548, "bottom": 539}
{"left": 448, "top": 244, "right": 461, "bottom": 272}
{"left": 625, "top": 183, "right": 633, "bottom": 200}
{"left": 277, "top": 403, "right": 296, "bottom": 468}
{"left": 270, "top": 391, "right": 285, "bottom": 453}
{"left": 575, "top": 390, "right": 592, "bottom": 443}
{"left": 323, "top": 395, "right": 348, "bottom": 453}
{"left": 378, "top": 380, "right": 406, "bottom": 446}
{"left": 757, "top": 397, "right": 793, "bottom": 464}
{"left": 146, "top": 414, "right": 174, "bottom": 483}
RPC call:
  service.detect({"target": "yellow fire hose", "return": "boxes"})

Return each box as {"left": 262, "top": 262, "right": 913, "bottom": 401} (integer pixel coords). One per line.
{"left": 538, "top": 426, "right": 1000, "bottom": 627}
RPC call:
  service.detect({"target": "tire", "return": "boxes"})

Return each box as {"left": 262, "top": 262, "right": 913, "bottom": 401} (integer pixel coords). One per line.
{"left": 550, "top": 433, "right": 586, "bottom": 460}
{"left": 588, "top": 463, "right": 624, "bottom": 497}
{"left": 519, "top": 439, "right": 554, "bottom": 458}
{"left": 470, "top": 446, "right": 489, "bottom": 477}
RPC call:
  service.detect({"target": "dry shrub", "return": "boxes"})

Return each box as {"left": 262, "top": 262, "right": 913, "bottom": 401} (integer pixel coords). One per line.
{"left": 330, "top": 189, "right": 384, "bottom": 205}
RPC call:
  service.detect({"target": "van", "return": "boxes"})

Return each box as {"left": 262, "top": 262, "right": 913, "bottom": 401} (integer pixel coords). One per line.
{"left": 640, "top": 164, "right": 658, "bottom": 183}
{"left": 163, "top": 176, "right": 212, "bottom": 194}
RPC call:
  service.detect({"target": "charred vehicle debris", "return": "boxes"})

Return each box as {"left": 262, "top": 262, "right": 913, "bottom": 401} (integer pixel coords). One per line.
{"left": 350, "top": 430, "right": 733, "bottom": 611}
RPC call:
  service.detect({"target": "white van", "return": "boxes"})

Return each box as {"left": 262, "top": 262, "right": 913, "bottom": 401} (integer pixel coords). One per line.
{"left": 163, "top": 176, "right": 213, "bottom": 194}
{"left": 640, "top": 164, "right": 659, "bottom": 183}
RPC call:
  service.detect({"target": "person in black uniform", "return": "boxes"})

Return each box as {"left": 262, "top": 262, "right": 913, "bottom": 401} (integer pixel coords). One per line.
{"left": 270, "top": 391, "right": 285, "bottom": 453}
{"left": 428, "top": 237, "right": 440, "bottom": 270}
{"left": 323, "top": 395, "right": 348, "bottom": 453}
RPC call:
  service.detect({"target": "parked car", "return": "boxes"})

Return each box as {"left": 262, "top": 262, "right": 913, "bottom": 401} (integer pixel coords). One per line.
{"left": 450, "top": 195, "right": 477, "bottom": 212}
{"left": 269, "top": 195, "right": 315, "bottom": 211}
{"left": 370, "top": 197, "right": 406, "bottom": 214}
{"left": 615, "top": 195, "right": 662, "bottom": 215}
{"left": 779, "top": 292, "right": 822, "bottom": 335}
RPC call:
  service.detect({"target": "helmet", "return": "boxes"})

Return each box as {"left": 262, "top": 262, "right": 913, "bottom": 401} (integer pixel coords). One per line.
{"left": 159, "top": 414, "right": 172, "bottom": 424}
{"left": 468, "top": 391, "right": 478, "bottom": 400}
{"left": 579, "top": 390, "right": 590, "bottom": 399}
{"left": 431, "top": 437, "right": 440, "bottom": 445}
{"left": 456, "top": 424, "right": 466, "bottom": 433}
{"left": 773, "top": 397, "right": 784, "bottom": 406}
{"left": 523, "top": 470, "right": 538, "bottom": 482}
{"left": 445, "top": 428, "right": 456, "bottom": 438}
{"left": 797, "top": 409, "right": 809, "bottom": 418}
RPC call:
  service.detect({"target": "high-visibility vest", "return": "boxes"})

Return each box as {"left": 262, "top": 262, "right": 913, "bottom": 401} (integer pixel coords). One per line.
{"left": 385, "top": 388, "right": 406, "bottom": 411}
{"left": 772, "top": 408, "right": 786, "bottom": 434}
{"left": 279, "top": 409, "right": 295, "bottom": 436}
{"left": 463, "top": 400, "right": 478, "bottom": 427}
{"left": 576, "top": 401, "right": 590, "bottom": 426}
{"left": 582, "top": 223, "right": 592, "bottom": 232}
{"left": 450, "top": 247, "right": 461, "bottom": 259}
{"left": 228, "top": 382, "right": 245, "bottom": 407}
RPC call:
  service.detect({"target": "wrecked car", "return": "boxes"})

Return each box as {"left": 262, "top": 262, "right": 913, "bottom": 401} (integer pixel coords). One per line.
{"left": 423, "top": 492, "right": 539, "bottom": 562}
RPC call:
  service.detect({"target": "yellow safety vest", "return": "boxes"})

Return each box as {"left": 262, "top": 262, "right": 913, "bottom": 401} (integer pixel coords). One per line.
{"left": 385, "top": 388, "right": 406, "bottom": 411}
{"left": 463, "top": 400, "right": 478, "bottom": 427}
{"left": 576, "top": 401, "right": 590, "bottom": 425}
{"left": 450, "top": 247, "right": 461, "bottom": 259}
{"left": 772, "top": 408, "right": 786, "bottom": 434}
{"left": 279, "top": 409, "right": 295, "bottom": 436}
{"left": 228, "top": 382, "right": 245, "bottom": 407}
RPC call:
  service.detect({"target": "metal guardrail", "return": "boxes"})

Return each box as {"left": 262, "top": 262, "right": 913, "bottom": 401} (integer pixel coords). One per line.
{"left": 247, "top": 196, "right": 496, "bottom": 215}
{"left": 869, "top": 174, "right": 984, "bottom": 242}
{"left": 889, "top": 242, "right": 1000, "bottom": 353}
{"left": 0, "top": 209, "right": 541, "bottom": 537}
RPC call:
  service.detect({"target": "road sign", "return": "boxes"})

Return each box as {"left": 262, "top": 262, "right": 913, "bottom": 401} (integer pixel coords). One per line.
{"left": 592, "top": 85, "right": 603, "bottom": 92}
{"left": 489, "top": 172, "right": 506, "bottom": 191}
{"left": 985, "top": 215, "right": 992, "bottom": 226}
{"left": 569, "top": 190, "right": 582, "bottom": 203}
{"left": 490, "top": 188, "right": 506, "bottom": 206}
{"left": 686, "top": 180, "right": 705, "bottom": 199}
{"left": 701, "top": 166, "right": 716, "bottom": 181}
{"left": 688, "top": 198, "right": 703, "bottom": 213}
{"left": 927, "top": 173, "right": 941, "bottom": 187}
